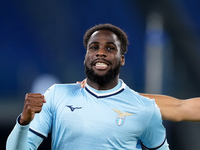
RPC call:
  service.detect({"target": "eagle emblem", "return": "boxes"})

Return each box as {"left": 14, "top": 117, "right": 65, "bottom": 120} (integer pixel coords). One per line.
{"left": 112, "top": 109, "right": 133, "bottom": 126}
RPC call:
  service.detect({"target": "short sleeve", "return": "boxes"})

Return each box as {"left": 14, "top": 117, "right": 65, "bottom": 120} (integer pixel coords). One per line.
{"left": 141, "top": 102, "right": 169, "bottom": 149}
{"left": 29, "top": 84, "right": 55, "bottom": 138}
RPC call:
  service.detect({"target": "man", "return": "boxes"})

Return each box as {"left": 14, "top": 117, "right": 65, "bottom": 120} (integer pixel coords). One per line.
{"left": 7, "top": 23, "right": 170, "bottom": 149}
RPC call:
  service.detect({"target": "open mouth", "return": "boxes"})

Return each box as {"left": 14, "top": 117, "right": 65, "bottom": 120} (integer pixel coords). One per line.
{"left": 92, "top": 60, "right": 110, "bottom": 70}
{"left": 95, "top": 62, "right": 109, "bottom": 69}
{"left": 95, "top": 62, "right": 108, "bottom": 67}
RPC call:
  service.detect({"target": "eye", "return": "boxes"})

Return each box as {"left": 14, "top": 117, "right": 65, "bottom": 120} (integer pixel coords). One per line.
{"left": 89, "top": 45, "right": 99, "bottom": 51}
{"left": 106, "top": 46, "right": 116, "bottom": 51}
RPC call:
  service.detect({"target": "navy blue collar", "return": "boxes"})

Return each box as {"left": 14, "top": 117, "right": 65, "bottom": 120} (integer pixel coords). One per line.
{"left": 85, "top": 79, "right": 126, "bottom": 98}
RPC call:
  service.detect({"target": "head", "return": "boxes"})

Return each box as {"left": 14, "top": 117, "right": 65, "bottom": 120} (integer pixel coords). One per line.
{"left": 83, "top": 24, "right": 129, "bottom": 87}
{"left": 83, "top": 24, "right": 129, "bottom": 55}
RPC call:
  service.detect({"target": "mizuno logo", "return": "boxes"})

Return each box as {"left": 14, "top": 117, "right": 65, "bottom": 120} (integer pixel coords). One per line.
{"left": 66, "top": 105, "right": 82, "bottom": 111}
{"left": 112, "top": 109, "right": 134, "bottom": 126}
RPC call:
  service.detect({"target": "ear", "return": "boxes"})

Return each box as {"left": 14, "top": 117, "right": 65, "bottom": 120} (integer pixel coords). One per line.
{"left": 84, "top": 53, "right": 87, "bottom": 65}
{"left": 121, "top": 55, "right": 125, "bottom": 66}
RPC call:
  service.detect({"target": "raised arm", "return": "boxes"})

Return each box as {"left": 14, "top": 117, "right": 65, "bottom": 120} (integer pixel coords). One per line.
{"left": 6, "top": 93, "right": 46, "bottom": 150}
{"left": 141, "top": 93, "right": 200, "bottom": 122}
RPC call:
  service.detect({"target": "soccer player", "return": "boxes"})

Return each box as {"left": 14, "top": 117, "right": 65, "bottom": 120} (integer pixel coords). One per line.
{"left": 7, "top": 24, "right": 170, "bottom": 150}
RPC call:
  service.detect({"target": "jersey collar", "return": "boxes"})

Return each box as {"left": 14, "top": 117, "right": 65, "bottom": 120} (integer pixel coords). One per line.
{"left": 85, "top": 79, "right": 126, "bottom": 98}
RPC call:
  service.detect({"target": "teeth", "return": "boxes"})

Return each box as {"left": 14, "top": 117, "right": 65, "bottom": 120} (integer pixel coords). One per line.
{"left": 96, "top": 62, "right": 108, "bottom": 67}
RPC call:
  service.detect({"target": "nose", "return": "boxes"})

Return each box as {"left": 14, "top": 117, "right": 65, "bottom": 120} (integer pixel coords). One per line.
{"left": 96, "top": 48, "right": 106, "bottom": 57}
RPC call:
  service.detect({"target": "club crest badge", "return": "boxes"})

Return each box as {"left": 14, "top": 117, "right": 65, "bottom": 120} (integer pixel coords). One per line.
{"left": 112, "top": 109, "right": 133, "bottom": 126}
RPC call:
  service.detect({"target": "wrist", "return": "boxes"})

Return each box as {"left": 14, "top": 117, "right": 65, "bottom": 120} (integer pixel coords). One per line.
{"left": 18, "top": 115, "right": 30, "bottom": 126}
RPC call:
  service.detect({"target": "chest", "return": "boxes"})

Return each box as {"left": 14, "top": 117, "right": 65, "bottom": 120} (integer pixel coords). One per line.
{"left": 53, "top": 93, "right": 152, "bottom": 141}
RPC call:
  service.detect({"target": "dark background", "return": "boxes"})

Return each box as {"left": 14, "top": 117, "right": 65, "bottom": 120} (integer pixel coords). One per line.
{"left": 1, "top": 0, "right": 200, "bottom": 149}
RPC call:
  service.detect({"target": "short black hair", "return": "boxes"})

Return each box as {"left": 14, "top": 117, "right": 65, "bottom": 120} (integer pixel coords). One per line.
{"left": 83, "top": 23, "right": 129, "bottom": 55}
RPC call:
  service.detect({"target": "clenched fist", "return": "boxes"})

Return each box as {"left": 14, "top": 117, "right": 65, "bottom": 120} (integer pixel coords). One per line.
{"left": 19, "top": 93, "right": 46, "bottom": 125}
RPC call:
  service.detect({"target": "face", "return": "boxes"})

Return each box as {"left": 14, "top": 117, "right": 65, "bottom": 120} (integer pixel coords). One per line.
{"left": 84, "top": 30, "right": 125, "bottom": 86}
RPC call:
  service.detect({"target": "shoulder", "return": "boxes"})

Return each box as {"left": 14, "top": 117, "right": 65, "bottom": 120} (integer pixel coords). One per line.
{"left": 124, "top": 84, "right": 156, "bottom": 107}
{"left": 44, "top": 83, "right": 82, "bottom": 102}
{"left": 44, "top": 83, "right": 83, "bottom": 108}
{"left": 47, "top": 83, "right": 81, "bottom": 93}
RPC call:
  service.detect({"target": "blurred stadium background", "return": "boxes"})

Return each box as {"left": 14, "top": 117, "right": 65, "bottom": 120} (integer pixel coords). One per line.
{"left": 1, "top": 0, "right": 200, "bottom": 149}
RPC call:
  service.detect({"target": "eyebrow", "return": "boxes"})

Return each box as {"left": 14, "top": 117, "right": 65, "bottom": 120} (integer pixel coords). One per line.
{"left": 88, "top": 42, "right": 99, "bottom": 46}
{"left": 106, "top": 42, "right": 116, "bottom": 46}
{"left": 88, "top": 41, "right": 116, "bottom": 47}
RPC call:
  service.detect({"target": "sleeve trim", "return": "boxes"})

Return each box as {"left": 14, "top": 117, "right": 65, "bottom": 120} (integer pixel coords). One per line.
{"left": 29, "top": 128, "right": 47, "bottom": 139}
{"left": 16, "top": 115, "right": 30, "bottom": 128}
{"left": 141, "top": 136, "right": 166, "bottom": 150}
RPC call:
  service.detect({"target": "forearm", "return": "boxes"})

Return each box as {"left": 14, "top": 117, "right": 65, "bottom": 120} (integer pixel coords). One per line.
{"left": 6, "top": 119, "right": 30, "bottom": 150}
{"left": 180, "top": 98, "right": 200, "bottom": 122}
{"left": 6, "top": 116, "right": 43, "bottom": 150}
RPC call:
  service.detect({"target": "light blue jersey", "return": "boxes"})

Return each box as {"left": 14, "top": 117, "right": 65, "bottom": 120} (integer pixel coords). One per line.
{"left": 6, "top": 80, "right": 169, "bottom": 150}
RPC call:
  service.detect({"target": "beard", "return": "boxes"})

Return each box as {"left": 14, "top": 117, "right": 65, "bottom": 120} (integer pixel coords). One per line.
{"left": 85, "top": 62, "right": 121, "bottom": 87}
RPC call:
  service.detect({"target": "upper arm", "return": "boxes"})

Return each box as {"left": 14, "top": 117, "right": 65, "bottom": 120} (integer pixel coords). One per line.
{"left": 141, "top": 102, "right": 169, "bottom": 149}
{"left": 29, "top": 85, "right": 54, "bottom": 138}
{"left": 140, "top": 93, "right": 184, "bottom": 121}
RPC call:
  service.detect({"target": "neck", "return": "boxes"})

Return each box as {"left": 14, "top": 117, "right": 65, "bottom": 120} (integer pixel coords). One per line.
{"left": 86, "top": 77, "right": 119, "bottom": 90}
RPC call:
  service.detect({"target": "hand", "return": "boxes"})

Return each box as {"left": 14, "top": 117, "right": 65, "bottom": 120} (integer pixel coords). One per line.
{"left": 76, "top": 79, "right": 87, "bottom": 88}
{"left": 19, "top": 93, "right": 46, "bottom": 125}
